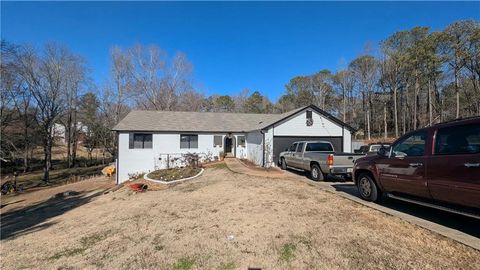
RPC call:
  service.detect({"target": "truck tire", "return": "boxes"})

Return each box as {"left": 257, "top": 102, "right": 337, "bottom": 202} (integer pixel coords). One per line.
{"left": 280, "top": 158, "right": 287, "bottom": 170}
{"left": 310, "top": 164, "right": 324, "bottom": 181}
{"left": 357, "top": 173, "right": 381, "bottom": 202}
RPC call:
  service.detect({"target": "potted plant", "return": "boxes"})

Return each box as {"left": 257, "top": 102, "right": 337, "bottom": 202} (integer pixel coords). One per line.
{"left": 219, "top": 151, "right": 225, "bottom": 161}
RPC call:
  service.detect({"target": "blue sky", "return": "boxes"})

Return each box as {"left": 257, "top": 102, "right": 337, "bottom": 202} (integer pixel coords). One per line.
{"left": 2, "top": 1, "right": 479, "bottom": 101}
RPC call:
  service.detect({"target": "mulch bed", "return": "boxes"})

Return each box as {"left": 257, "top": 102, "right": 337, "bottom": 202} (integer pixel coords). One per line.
{"left": 145, "top": 167, "right": 202, "bottom": 182}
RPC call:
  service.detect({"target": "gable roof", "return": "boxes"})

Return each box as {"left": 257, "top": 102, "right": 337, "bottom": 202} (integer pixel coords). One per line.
{"left": 112, "top": 105, "right": 355, "bottom": 133}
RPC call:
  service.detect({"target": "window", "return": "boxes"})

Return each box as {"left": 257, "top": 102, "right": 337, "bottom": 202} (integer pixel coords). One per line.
{"left": 435, "top": 124, "right": 480, "bottom": 155}
{"left": 289, "top": 143, "right": 298, "bottom": 152}
{"left": 237, "top": 135, "right": 246, "bottom": 147}
{"left": 296, "top": 142, "right": 304, "bottom": 153}
{"left": 306, "top": 110, "right": 312, "bottom": 119}
{"left": 129, "top": 133, "right": 152, "bottom": 149}
{"left": 180, "top": 134, "right": 198, "bottom": 149}
{"left": 213, "top": 135, "right": 222, "bottom": 147}
{"left": 306, "top": 110, "right": 313, "bottom": 126}
{"left": 392, "top": 131, "right": 426, "bottom": 157}
{"left": 305, "top": 142, "right": 333, "bottom": 152}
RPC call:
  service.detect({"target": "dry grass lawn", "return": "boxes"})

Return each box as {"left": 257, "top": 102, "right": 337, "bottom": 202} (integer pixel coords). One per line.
{"left": 1, "top": 165, "right": 479, "bottom": 270}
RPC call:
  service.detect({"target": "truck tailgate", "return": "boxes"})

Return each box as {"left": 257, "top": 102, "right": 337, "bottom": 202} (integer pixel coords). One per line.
{"left": 332, "top": 153, "right": 364, "bottom": 166}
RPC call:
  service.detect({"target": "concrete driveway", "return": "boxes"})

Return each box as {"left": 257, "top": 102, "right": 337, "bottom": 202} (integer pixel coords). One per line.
{"left": 285, "top": 169, "right": 480, "bottom": 250}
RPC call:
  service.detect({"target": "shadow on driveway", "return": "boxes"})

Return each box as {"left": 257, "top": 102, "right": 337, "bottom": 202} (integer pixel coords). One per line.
{"left": 329, "top": 182, "right": 480, "bottom": 239}
{"left": 286, "top": 169, "right": 480, "bottom": 239}
{"left": 1, "top": 191, "right": 104, "bottom": 240}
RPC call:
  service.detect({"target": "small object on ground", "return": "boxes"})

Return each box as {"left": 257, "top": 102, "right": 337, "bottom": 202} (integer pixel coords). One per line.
{"left": 102, "top": 165, "right": 116, "bottom": 177}
{"left": 1, "top": 180, "right": 24, "bottom": 195}
{"left": 128, "top": 183, "right": 148, "bottom": 192}
{"left": 227, "top": 235, "right": 235, "bottom": 241}
{"left": 53, "top": 191, "right": 80, "bottom": 198}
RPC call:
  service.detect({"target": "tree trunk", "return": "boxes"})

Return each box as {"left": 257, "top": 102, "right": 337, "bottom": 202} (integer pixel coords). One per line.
{"left": 71, "top": 109, "right": 78, "bottom": 167}
{"left": 66, "top": 112, "right": 72, "bottom": 167}
{"left": 43, "top": 126, "right": 53, "bottom": 183}
{"left": 367, "top": 98, "right": 371, "bottom": 140}
{"left": 342, "top": 87, "right": 346, "bottom": 123}
{"left": 384, "top": 104, "right": 387, "bottom": 139}
{"left": 23, "top": 116, "right": 29, "bottom": 173}
{"left": 414, "top": 70, "right": 419, "bottom": 130}
{"left": 428, "top": 80, "right": 433, "bottom": 126}
{"left": 393, "top": 86, "right": 398, "bottom": 138}
{"left": 455, "top": 69, "right": 460, "bottom": 118}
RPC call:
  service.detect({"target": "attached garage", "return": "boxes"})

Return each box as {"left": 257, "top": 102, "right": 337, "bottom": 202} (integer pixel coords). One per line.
{"left": 262, "top": 105, "right": 355, "bottom": 166}
{"left": 272, "top": 136, "right": 343, "bottom": 164}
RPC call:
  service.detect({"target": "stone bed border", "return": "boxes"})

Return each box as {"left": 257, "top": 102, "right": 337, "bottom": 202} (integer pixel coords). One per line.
{"left": 143, "top": 168, "right": 204, "bottom": 184}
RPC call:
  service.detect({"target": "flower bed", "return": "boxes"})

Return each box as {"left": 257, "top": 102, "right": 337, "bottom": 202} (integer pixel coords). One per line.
{"left": 145, "top": 167, "right": 203, "bottom": 183}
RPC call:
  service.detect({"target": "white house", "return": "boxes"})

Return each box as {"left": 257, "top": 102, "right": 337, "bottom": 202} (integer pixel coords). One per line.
{"left": 113, "top": 104, "right": 355, "bottom": 184}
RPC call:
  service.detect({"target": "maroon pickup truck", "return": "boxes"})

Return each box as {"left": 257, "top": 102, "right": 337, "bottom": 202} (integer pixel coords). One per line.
{"left": 353, "top": 117, "right": 480, "bottom": 217}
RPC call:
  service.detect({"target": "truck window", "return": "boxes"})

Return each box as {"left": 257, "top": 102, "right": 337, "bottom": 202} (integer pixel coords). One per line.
{"left": 435, "top": 124, "right": 480, "bottom": 155}
{"left": 305, "top": 142, "right": 333, "bottom": 152}
{"left": 296, "top": 143, "right": 304, "bottom": 153}
{"left": 289, "top": 143, "right": 297, "bottom": 152}
{"left": 392, "top": 131, "right": 426, "bottom": 157}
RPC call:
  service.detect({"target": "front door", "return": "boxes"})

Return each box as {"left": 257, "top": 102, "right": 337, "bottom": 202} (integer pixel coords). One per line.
{"left": 225, "top": 137, "right": 232, "bottom": 155}
{"left": 377, "top": 131, "right": 431, "bottom": 198}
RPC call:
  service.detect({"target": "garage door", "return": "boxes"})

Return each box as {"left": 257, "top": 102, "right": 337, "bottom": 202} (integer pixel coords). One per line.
{"left": 272, "top": 136, "right": 343, "bottom": 164}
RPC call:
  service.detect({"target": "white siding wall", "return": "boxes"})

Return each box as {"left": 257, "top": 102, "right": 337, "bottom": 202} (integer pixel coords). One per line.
{"left": 117, "top": 132, "right": 247, "bottom": 183}
{"left": 246, "top": 131, "right": 263, "bottom": 166}
{"left": 272, "top": 110, "right": 354, "bottom": 154}
{"left": 118, "top": 132, "right": 156, "bottom": 183}
{"left": 264, "top": 127, "right": 274, "bottom": 167}
{"left": 235, "top": 134, "right": 247, "bottom": 159}
{"left": 273, "top": 110, "right": 343, "bottom": 136}
{"left": 343, "top": 129, "right": 352, "bottom": 152}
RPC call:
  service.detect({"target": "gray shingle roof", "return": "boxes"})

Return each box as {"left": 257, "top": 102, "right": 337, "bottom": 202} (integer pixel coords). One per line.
{"left": 112, "top": 108, "right": 305, "bottom": 132}
{"left": 112, "top": 105, "right": 356, "bottom": 133}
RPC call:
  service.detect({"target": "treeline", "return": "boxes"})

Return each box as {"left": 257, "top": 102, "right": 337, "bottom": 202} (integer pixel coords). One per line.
{"left": 1, "top": 20, "right": 479, "bottom": 181}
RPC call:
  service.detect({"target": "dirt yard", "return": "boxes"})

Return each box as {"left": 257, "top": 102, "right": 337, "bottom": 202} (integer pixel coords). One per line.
{"left": 1, "top": 165, "right": 479, "bottom": 270}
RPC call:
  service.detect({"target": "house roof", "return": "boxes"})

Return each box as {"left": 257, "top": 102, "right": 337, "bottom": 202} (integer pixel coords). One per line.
{"left": 112, "top": 105, "right": 355, "bottom": 133}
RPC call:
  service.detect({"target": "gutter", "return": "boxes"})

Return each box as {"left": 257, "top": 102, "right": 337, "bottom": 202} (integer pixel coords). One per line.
{"left": 116, "top": 131, "right": 119, "bottom": 185}
{"left": 261, "top": 129, "right": 266, "bottom": 167}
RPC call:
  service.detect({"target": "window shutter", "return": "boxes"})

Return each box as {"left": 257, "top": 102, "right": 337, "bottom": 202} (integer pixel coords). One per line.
{"left": 129, "top": 133, "right": 134, "bottom": 149}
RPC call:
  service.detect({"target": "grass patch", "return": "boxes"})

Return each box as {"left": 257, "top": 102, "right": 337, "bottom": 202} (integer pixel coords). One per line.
{"left": 279, "top": 243, "right": 297, "bottom": 263}
{"left": 80, "top": 230, "right": 111, "bottom": 247}
{"left": 146, "top": 167, "right": 202, "bottom": 182}
{"left": 171, "top": 257, "right": 195, "bottom": 270}
{"left": 219, "top": 261, "right": 236, "bottom": 270}
{"left": 211, "top": 163, "right": 228, "bottom": 170}
{"left": 211, "top": 162, "right": 238, "bottom": 173}
{"left": 49, "top": 247, "right": 86, "bottom": 260}
{"left": 49, "top": 230, "right": 112, "bottom": 261}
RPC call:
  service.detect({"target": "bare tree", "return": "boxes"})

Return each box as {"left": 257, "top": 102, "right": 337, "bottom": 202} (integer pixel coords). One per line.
{"left": 333, "top": 69, "right": 354, "bottom": 123}
{"left": 349, "top": 55, "right": 378, "bottom": 140}
{"left": 15, "top": 44, "right": 81, "bottom": 182}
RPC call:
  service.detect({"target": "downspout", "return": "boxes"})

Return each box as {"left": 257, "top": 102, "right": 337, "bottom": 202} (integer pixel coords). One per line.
{"left": 116, "top": 131, "right": 119, "bottom": 185}
{"left": 342, "top": 126, "right": 344, "bottom": 152}
{"left": 261, "top": 129, "right": 265, "bottom": 167}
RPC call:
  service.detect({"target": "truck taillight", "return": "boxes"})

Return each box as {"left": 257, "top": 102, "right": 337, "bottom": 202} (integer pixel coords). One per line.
{"left": 327, "top": 154, "right": 334, "bottom": 166}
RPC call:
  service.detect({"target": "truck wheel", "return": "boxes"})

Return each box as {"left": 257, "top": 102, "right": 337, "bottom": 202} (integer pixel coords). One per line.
{"left": 280, "top": 158, "right": 287, "bottom": 170}
{"left": 357, "top": 173, "right": 381, "bottom": 202}
{"left": 310, "top": 164, "right": 324, "bottom": 181}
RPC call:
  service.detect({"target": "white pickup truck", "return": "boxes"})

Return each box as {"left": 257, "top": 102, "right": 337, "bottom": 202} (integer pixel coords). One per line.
{"left": 278, "top": 141, "right": 364, "bottom": 181}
